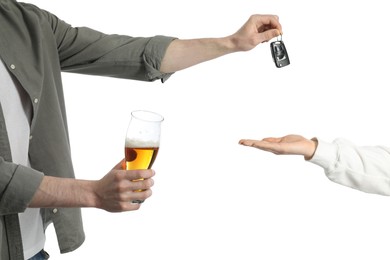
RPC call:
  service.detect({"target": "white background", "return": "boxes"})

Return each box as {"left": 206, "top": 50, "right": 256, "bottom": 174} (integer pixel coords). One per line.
{"left": 23, "top": 0, "right": 390, "bottom": 259}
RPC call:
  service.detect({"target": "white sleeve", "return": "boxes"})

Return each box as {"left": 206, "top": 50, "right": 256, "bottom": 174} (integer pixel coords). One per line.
{"left": 309, "top": 138, "right": 390, "bottom": 195}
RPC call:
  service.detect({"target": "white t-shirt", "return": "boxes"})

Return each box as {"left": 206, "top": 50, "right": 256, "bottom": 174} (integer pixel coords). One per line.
{"left": 0, "top": 60, "right": 45, "bottom": 259}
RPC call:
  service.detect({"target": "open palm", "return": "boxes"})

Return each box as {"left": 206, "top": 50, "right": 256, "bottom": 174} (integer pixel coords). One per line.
{"left": 239, "top": 134, "right": 317, "bottom": 159}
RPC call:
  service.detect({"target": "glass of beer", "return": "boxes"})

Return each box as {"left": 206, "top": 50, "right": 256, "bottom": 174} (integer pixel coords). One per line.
{"left": 125, "top": 110, "right": 164, "bottom": 203}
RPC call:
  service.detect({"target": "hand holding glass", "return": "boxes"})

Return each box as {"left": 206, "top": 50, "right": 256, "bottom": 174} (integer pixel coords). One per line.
{"left": 125, "top": 110, "right": 163, "bottom": 203}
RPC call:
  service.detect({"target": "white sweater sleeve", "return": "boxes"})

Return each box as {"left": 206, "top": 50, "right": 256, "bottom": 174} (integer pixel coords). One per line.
{"left": 309, "top": 138, "right": 390, "bottom": 195}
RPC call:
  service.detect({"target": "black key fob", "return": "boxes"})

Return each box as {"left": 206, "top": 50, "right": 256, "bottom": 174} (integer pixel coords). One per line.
{"left": 271, "top": 40, "right": 290, "bottom": 68}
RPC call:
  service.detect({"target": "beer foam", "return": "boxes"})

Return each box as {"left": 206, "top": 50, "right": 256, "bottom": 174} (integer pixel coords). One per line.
{"left": 125, "top": 138, "right": 159, "bottom": 148}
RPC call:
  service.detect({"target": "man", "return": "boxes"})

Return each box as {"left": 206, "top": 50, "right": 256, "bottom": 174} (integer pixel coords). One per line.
{"left": 0, "top": 0, "right": 283, "bottom": 259}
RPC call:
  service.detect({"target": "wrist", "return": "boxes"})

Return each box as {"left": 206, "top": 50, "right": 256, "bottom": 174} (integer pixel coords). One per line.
{"left": 304, "top": 138, "right": 318, "bottom": 160}
{"left": 82, "top": 180, "right": 100, "bottom": 208}
{"left": 223, "top": 35, "right": 240, "bottom": 53}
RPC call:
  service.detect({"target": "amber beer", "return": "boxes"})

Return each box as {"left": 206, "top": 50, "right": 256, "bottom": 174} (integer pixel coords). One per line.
{"left": 125, "top": 140, "right": 159, "bottom": 195}
{"left": 125, "top": 144, "right": 159, "bottom": 170}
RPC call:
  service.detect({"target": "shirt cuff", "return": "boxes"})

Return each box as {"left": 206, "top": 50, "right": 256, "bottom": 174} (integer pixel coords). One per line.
{"left": 0, "top": 165, "right": 44, "bottom": 214}
{"left": 143, "top": 35, "right": 177, "bottom": 82}
{"left": 308, "top": 138, "right": 339, "bottom": 171}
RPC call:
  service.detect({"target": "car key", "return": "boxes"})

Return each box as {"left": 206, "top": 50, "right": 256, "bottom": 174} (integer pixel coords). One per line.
{"left": 270, "top": 38, "right": 290, "bottom": 68}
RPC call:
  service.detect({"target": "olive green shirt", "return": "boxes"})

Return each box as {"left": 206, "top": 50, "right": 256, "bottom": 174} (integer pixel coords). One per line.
{"left": 0, "top": 0, "right": 175, "bottom": 259}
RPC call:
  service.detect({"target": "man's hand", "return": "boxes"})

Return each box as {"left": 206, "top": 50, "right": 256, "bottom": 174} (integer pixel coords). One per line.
{"left": 92, "top": 160, "right": 155, "bottom": 212}
{"left": 230, "top": 14, "right": 282, "bottom": 52}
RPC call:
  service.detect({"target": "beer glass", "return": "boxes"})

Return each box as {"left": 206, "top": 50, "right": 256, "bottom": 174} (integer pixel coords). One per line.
{"left": 125, "top": 110, "right": 164, "bottom": 203}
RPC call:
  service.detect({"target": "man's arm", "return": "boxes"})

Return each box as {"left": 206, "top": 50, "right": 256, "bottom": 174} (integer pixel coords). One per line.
{"left": 38, "top": 7, "right": 281, "bottom": 80}
{"left": 160, "top": 15, "right": 282, "bottom": 73}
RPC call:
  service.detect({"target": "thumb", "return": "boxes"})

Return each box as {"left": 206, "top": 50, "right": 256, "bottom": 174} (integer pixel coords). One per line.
{"left": 113, "top": 159, "right": 126, "bottom": 170}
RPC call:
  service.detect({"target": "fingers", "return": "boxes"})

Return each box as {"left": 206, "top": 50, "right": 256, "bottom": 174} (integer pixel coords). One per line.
{"left": 260, "top": 29, "right": 281, "bottom": 42}
{"left": 250, "top": 14, "right": 282, "bottom": 43}
{"left": 113, "top": 174, "right": 155, "bottom": 195}
{"left": 108, "top": 188, "right": 153, "bottom": 212}
{"left": 238, "top": 138, "right": 282, "bottom": 154}
{"left": 129, "top": 177, "right": 155, "bottom": 191}
{"left": 262, "top": 15, "right": 283, "bottom": 35}
{"left": 127, "top": 169, "right": 156, "bottom": 181}
{"left": 239, "top": 139, "right": 265, "bottom": 150}
{"left": 239, "top": 137, "right": 279, "bottom": 147}
{"left": 130, "top": 189, "right": 153, "bottom": 202}
{"left": 239, "top": 139, "right": 255, "bottom": 146}
{"left": 252, "top": 14, "right": 282, "bottom": 34}
{"left": 121, "top": 188, "right": 153, "bottom": 204}
{"left": 113, "top": 165, "right": 155, "bottom": 181}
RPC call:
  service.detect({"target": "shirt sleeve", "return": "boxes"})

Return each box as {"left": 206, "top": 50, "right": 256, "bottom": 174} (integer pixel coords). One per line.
{"left": 43, "top": 10, "right": 177, "bottom": 82}
{"left": 0, "top": 158, "right": 44, "bottom": 215}
{"left": 308, "top": 138, "right": 390, "bottom": 195}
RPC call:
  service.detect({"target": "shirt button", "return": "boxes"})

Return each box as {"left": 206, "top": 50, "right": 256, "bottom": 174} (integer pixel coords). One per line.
{"left": 29, "top": 135, "right": 33, "bottom": 140}
{"left": 53, "top": 208, "right": 58, "bottom": 214}
{"left": 10, "top": 64, "right": 16, "bottom": 70}
{"left": 34, "top": 98, "right": 39, "bottom": 104}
